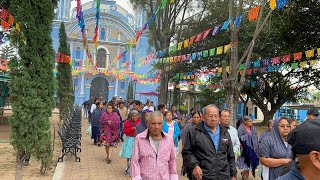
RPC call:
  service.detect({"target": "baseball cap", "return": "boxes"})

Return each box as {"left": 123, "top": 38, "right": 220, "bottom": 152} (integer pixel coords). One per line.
{"left": 307, "top": 108, "right": 319, "bottom": 115}
{"left": 287, "top": 120, "right": 320, "bottom": 154}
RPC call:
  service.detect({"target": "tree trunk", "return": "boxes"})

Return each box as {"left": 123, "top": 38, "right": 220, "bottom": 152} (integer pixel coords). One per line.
{"left": 243, "top": 100, "right": 248, "bottom": 117}
{"left": 226, "top": 88, "right": 240, "bottom": 127}
{"left": 262, "top": 110, "right": 276, "bottom": 125}
{"left": 15, "top": 152, "right": 25, "bottom": 180}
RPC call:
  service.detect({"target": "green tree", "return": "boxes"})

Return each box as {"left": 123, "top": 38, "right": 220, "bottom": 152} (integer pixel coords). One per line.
{"left": 242, "top": 0, "right": 320, "bottom": 124}
{"left": 127, "top": 81, "right": 134, "bottom": 101}
{"left": 130, "top": 0, "right": 194, "bottom": 105}
{"left": 8, "top": 0, "right": 58, "bottom": 178}
{"left": 57, "top": 22, "right": 74, "bottom": 121}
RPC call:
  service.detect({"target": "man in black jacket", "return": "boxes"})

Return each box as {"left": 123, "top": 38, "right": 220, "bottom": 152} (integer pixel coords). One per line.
{"left": 182, "top": 104, "right": 237, "bottom": 180}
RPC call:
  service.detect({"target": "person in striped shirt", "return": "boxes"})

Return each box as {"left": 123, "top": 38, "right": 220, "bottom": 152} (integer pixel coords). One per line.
{"left": 130, "top": 111, "right": 178, "bottom": 180}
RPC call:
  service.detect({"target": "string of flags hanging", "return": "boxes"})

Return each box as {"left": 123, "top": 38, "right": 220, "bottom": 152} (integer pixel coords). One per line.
{"left": 132, "top": 1, "right": 291, "bottom": 68}
{"left": 56, "top": 53, "right": 71, "bottom": 64}
{"left": 136, "top": 42, "right": 232, "bottom": 68}
{"left": 112, "top": 0, "right": 170, "bottom": 66}
{"left": 0, "top": 6, "right": 14, "bottom": 32}
{"left": 173, "top": 48, "right": 320, "bottom": 85}
{"left": 93, "top": 0, "right": 101, "bottom": 52}
{"left": 76, "top": 0, "right": 93, "bottom": 67}
{"left": 0, "top": 6, "right": 26, "bottom": 45}
{"left": 0, "top": 58, "right": 8, "bottom": 71}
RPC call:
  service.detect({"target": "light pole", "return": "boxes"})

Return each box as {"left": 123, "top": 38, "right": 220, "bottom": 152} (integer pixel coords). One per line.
{"left": 133, "top": 79, "right": 137, "bottom": 100}
{"left": 168, "top": 83, "right": 174, "bottom": 109}
{"left": 164, "top": 64, "right": 170, "bottom": 106}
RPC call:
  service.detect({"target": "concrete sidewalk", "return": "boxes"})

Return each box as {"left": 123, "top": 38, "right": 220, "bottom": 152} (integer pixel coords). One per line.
{"left": 52, "top": 121, "right": 187, "bottom": 180}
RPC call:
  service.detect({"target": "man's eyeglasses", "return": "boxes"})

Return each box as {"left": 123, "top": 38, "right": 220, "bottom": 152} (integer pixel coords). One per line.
{"left": 279, "top": 125, "right": 291, "bottom": 129}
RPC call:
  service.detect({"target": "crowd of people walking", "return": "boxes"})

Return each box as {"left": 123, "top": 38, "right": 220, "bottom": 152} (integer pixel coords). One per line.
{"left": 82, "top": 96, "right": 320, "bottom": 180}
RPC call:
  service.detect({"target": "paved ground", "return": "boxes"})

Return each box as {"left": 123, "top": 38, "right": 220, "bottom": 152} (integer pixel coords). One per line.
{"left": 52, "top": 118, "right": 260, "bottom": 180}
{"left": 52, "top": 120, "right": 187, "bottom": 180}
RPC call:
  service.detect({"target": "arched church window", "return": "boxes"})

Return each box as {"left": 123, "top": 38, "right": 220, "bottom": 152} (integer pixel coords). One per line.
{"left": 76, "top": 47, "right": 81, "bottom": 59}
{"left": 100, "top": 28, "right": 106, "bottom": 41}
{"left": 97, "top": 49, "right": 107, "bottom": 68}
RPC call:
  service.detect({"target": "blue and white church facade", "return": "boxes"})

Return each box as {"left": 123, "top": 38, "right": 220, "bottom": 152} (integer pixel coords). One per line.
{"left": 51, "top": 0, "right": 158, "bottom": 106}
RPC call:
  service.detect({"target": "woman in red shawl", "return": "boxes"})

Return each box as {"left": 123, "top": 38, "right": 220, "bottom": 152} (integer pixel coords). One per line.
{"left": 100, "top": 103, "right": 120, "bottom": 163}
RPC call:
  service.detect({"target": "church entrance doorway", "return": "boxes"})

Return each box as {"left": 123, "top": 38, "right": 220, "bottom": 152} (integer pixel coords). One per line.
{"left": 90, "top": 77, "right": 109, "bottom": 102}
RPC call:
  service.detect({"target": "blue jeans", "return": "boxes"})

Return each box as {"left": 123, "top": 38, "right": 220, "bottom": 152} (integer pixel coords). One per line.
{"left": 83, "top": 108, "right": 88, "bottom": 119}
{"left": 119, "top": 120, "right": 125, "bottom": 139}
{"left": 92, "top": 126, "right": 100, "bottom": 143}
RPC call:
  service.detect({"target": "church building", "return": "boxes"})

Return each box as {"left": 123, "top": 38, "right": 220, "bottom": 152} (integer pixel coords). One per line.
{"left": 51, "top": 0, "right": 158, "bottom": 106}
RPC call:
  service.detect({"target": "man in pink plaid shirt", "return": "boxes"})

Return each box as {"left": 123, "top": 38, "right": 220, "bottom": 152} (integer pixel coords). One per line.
{"left": 131, "top": 111, "right": 178, "bottom": 180}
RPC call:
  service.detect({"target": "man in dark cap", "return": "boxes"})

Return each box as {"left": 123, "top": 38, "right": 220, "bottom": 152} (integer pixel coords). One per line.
{"left": 277, "top": 120, "right": 320, "bottom": 180}
{"left": 306, "top": 108, "right": 319, "bottom": 120}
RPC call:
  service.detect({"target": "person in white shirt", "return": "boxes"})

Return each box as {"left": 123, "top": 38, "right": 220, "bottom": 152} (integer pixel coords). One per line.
{"left": 90, "top": 98, "right": 99, "bottom": 114}
{"left": 219, "top": 109, "right": 240, "bottom": 157}
{"left": 142, "top": 101, "right": 154, "bottom": 112}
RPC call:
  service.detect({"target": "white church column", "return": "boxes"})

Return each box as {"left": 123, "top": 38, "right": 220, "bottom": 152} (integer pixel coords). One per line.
{"left": 130, "top": 48, "right": 133, "bottom": 71}
{"left": 81, "top": 41, "right": 87, "bottom": 97}
{"left": 80, "top": 74, "right": 85, "bottom": 97}
{"left": 70, "top": 41, "right": 73, "bottom": 58}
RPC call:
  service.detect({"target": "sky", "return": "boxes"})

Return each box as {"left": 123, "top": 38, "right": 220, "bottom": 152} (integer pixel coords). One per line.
{"left": 71, "top": 0, "right": 134, "bottom": 14}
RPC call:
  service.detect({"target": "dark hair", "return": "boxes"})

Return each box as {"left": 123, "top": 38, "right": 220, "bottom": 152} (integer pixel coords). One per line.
{"left": 267, "top": 120, "right": 274, "bottom": 127}
{"left": 96, "top": 100, "right": 101, "bottom": 106}
{"left": 118, "top": 101, "right": 124, "bottom": 105}
{"left": 94, "top": 98, "right": 99, "bottom": 103}
{"left": 236, "top": 118, "right": 244, "bottom": 129}
{"left": 157, "top": 104, "right": 165, "bottom": 110}
{"left": 164, "top": 111, "right": 172, "bottom": 116}
{"left": 106, "top": 103, "right": 114, "bottom": 109}
{"left": 279, "top": 117, "right": 290, "bottom": 124}
{"left": 219, "top": 109, "right": 229, "bottom": 117}
{"left": 192, "top": 111, "right": 201, "bottom": 117}
{"left": 133, "top": 100, "right": 141, "bottom": 106}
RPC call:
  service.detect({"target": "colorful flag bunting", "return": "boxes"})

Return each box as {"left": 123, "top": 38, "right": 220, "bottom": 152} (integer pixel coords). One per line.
{"left": 1, "top": 8, "right": 8, "bottom": 20}
{"left": 212, "top": 25, "right": 221, "bottom": 36}
{"left": 184, "top": 39, "right": 189, "bottom": 48}
{"left": 160, "top": 0, "right": 168, "bottom": 10}
{"left": 272, "top": 57, "right": 280, "bottom": 65}
{"left": 209, "top": 48, "right": 216, "bottom": 56}
{"left": 203, "top": 50, "right": 208, "bottom": 58}
{"left": 195, "top": 32, "right": 203, "bottom": 42}
{"left": 189, "top": 36, "right": 195, "bottom": 45}
{"left": 217, "top": 46, "right": 223, "bottom": 55}
{"left": 1, "top": 20, "right": 10, "bottom": 31}
{"left": 202, "top": 28, "right": 212, "bottom": 39}
{"left": 224, "top": 44, "right": 231, "bottom": 53}
{"left": 178, "top": 42, "right": 183, "bottom": 50}
{"left": 282, "top": 54, "right": 290, "bottom": 62}
{"left": 305, "top": 49, "right": 314, "bottom": 58}
{"left": 270, "top": 0, "right": 276, "bottom": 10}
{"left": 248, "top": 6, "right": 261, "bottom": 21}
{"left": 8, "top": 14, "right": 14, "bottom": 25}
{"left": 234, "top": 14, "right": 244, "bottom": 27}
{"left": 221, "top": 19, "right": 232, "bottom": 30}
{"left": 276, "top": 0, "right": 288, "bottom": 10}
{"left": 294, "top": 52, "right": 302, "bottom": 60}
{"left": 300, "top": 61, "right": 307, "bottom": 68}
{"left": 310, "top": 60, "right": 318, "bottom": 67}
